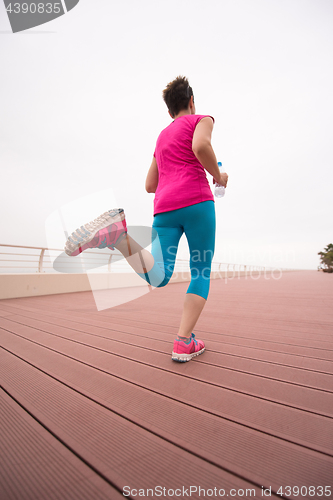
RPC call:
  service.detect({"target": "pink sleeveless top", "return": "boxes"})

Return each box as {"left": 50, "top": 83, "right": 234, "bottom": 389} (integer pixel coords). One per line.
{"left": 153, "top": 114, "right": 215, "bottom": 215}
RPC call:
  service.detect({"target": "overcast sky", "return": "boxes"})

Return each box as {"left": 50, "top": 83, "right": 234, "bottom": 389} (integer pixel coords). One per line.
{"left": 1, "top": 0, "right": 332, "bottom": 270}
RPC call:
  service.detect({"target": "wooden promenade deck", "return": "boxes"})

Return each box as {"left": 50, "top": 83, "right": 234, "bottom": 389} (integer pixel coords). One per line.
{"left": 0, "top": 270, "right": 332, "bottom": 499}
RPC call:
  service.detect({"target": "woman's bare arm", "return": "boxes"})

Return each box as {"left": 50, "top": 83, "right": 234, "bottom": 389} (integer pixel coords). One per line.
{"left": 145, "top": 156, "right": 159, "bottom": 193}
{"left": 192, "top": 117, "right": 228, "bottom": 187}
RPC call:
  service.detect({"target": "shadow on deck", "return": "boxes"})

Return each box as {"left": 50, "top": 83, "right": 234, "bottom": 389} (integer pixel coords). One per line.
{"left": 1, "top": 271, "right": 332, "bottom": 499}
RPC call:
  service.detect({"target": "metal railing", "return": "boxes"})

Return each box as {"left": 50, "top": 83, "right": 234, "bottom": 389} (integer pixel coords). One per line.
{"left": 0, "top": 244, "right": 119, "bottom": 274}
{"left": 0, "top": 243, "right": 280, "bottom": 275}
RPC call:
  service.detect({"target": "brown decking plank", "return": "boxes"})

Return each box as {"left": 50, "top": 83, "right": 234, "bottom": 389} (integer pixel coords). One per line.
{"left": 2, "top": 328, "right": 333, "bottom": 456}
{"left": 4, "top": 312, "right": 333, "bottom": 391}
{"left": 0, "top": 349, "right": 264, "bottom": 496}
{"left": 0, "top": 388, "right": 122, "bottom": 500}
{"left": 1, "top": 317, "right": 332, "bottom": 417}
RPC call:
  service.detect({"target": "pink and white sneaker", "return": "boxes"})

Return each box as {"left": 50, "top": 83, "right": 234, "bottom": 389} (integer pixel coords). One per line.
{"left": 172, "top": 333, "right": 205, "bottom": 362}
{"left": 64, "top": 208, "right": 127, "bottom": 257}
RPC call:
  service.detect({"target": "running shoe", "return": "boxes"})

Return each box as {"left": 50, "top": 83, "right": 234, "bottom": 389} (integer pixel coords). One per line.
{"left": 64, "top": 208, "right": 127, "bottom": 257}
{"left": 171, "top": 333, "right": 205, "bottom": 362}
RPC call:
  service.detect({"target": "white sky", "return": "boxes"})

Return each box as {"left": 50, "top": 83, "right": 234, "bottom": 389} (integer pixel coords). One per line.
{"left": 1, "top": 0, "right": 332, "bottom": 270}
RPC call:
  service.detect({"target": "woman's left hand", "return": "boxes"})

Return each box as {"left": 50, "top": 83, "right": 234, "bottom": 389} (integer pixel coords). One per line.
{"left": 213, "top": 172, "right": 228, "bottom": 187}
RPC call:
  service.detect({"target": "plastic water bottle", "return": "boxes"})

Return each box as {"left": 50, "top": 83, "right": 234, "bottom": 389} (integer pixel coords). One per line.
{"left": 214, "top": 161, "right": 225, "bottom": 198}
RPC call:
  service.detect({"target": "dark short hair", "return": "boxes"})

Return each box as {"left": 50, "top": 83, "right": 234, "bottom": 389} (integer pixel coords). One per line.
{"left": 162, "top": 76, "right": 194, "bottom": 118}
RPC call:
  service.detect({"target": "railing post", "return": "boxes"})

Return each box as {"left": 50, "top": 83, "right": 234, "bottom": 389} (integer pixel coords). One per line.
{"left": 38, "top": 248, "right": 45, "bottom": 273}
{"left": 108, "top": 254, "right": 113, "bottom": 272}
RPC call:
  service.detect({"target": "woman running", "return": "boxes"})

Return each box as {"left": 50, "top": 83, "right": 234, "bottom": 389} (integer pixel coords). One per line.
{"left": 65, "top": 76, "right": 228, "bottom": 362}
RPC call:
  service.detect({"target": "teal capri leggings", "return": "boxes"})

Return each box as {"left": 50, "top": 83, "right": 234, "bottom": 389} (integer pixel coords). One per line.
{"left": 138, "top": 200, "right": 216, "bottom": 300}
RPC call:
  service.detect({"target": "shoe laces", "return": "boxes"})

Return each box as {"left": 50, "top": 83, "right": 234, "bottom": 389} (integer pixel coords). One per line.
{"left": 191, "top": 333, "right": 198, "bottom": 345}
{"left": 97, "top": 236, "right": 108, "bottom": 249}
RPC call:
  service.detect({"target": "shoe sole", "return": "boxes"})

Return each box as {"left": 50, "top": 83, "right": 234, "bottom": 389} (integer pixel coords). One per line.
{"left": 65, "top": 208, "right": 125, "bottom": 256}
{"left": 171, "top": 347, "right": 205, "bottom": 362}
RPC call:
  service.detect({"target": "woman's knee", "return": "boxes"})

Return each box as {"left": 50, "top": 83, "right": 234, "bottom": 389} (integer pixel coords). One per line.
{"left": 187, "top": 267, "right": 211, "bottom": 299}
